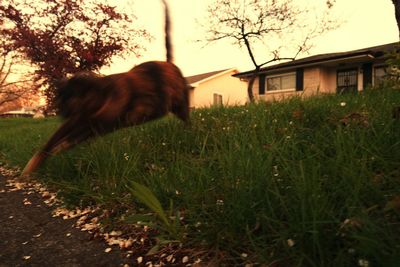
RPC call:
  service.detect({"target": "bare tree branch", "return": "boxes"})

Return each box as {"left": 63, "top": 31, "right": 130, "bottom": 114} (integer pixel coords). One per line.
{"left": 0, "top": 47, "right": 37, "bottom": 110}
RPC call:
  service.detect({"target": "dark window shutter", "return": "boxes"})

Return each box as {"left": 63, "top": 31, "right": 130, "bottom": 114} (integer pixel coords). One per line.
{"left": 296, "top": 68, "right": 304, "bottom": 91}
{"left": 362, "top": 63, "right": 372, "bottom": 89}
{"left": 259, "top": 74, "right": 266, "bottom": 95}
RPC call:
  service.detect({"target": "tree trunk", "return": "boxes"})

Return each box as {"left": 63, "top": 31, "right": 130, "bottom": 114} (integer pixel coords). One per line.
{"left": 246, "top": 66, "right": 261, "bottom": 103}
{"left": 247, "top": 75, "right": 256, "bottom": 103}
{"left": 393, "top": 0, "right": 400, "bottom": 39}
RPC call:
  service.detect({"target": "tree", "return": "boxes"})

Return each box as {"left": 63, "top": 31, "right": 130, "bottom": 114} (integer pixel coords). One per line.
{"left": 0, "top": 29, "right": 36, "bottom": 110}
{"left": 392, "top": 0, "right": 400, "bottom": 39}
{"left": 384, "top": 1, "right": 400, "bottom": 88}
{"left": 203, "top": 0, "right": 338, "bottom": 102}
{"left": 0, "top": 54, "right": 32, "bottom": 108}
{"left": 0, "top": 0, "right": 150, "bottom": 110}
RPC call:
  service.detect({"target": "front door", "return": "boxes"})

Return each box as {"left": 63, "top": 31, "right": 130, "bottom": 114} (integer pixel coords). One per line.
{"left": 337, "top": 69, "right": 358, "bottom": 94}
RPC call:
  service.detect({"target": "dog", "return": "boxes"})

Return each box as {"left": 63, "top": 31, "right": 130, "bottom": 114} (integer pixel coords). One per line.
{"left": 22, "top": 0, "right": 189, "bottom": 175}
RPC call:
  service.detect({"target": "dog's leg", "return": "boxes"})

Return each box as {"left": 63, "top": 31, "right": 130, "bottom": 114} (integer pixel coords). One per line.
{"left": 22, "top": 120, "right": 74, "bottom": 176}
{"left": 172, "top": 104, "right": 190, "bottom": 124}
{"left": 22, "top": 119, "right": 96, "bottom": 176}
{"left": 171, "top": 90, "right": 190, "bottom": 124}
{"left": 123, "top": 102, "right": 164, "bottom": 126}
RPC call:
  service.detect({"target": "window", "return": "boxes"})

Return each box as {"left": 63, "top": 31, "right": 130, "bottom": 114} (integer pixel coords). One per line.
{"left": 337, "top": 69, "right": 358, "bottom": 94}
{"left": 213, "top": 93, "right": 223, "bottom": 106}
{"left": 266, "top": 73, "right": 296, "bottom": 92}
{"left": 374, "top": 66, "right": 387, "bottom": 85}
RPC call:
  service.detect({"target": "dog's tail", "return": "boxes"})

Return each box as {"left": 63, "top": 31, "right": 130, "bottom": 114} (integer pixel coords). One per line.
{"left": 162, "top": 0, "right": 173, "bottom": 63}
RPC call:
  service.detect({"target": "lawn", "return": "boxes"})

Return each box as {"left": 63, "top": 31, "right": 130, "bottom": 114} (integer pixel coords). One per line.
{"left": 1, "top": 88, "right": 400, "bottom": 266}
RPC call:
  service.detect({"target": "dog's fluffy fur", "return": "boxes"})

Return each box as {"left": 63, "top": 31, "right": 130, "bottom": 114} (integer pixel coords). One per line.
{"left": 22, "top": 0, "right": 189, "bottom": 175}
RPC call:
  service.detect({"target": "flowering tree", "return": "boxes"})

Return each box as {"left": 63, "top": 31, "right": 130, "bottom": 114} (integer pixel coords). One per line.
{"left": 0, "top": 0, "right": 150, "bottom": 110}
{"left": 203, "top": 0, "right": 338, "bottom": 102}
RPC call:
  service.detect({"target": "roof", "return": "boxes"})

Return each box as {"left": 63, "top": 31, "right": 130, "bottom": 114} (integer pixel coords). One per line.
{"left": 234, "top": 42, "right": 399, "bottom": 77}
{"left": 185, "top": 68, "right": 233, "bottom": 85}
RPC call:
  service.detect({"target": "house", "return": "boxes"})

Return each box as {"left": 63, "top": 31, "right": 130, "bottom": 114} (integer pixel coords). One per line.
{"left": 233, "top": 42, "right": 399, "bottom": 102}
{"left": 0, "top": 83, "right": 45, "bottom": 116}
{"left": 0, "top": 107, "right": 39, "bottom": 118}
{"left": 186, "top": 68, "right": 248, "bottom": 108}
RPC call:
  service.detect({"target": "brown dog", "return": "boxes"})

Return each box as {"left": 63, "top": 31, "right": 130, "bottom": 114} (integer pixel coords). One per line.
{"left": 22, "top": 0, "right": 189, "bottom": 175}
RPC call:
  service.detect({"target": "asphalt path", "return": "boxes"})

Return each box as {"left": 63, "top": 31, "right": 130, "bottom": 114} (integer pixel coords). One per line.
{"left": 0, "top": 173, "right": 131, "bottom": 267}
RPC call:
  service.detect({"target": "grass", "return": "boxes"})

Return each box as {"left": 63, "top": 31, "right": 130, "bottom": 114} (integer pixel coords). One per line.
{"left": 1, "top": 88, "right": 400, "bottom": 266}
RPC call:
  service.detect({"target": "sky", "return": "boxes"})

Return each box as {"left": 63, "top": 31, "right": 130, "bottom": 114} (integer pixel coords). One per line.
{"left": 104, "top": 0, "right": 399, "bottom": 77}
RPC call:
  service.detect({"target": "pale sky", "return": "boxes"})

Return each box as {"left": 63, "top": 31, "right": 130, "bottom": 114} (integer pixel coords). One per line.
{"left": 103, "top": 0, "right": 399, "bottom": 77}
